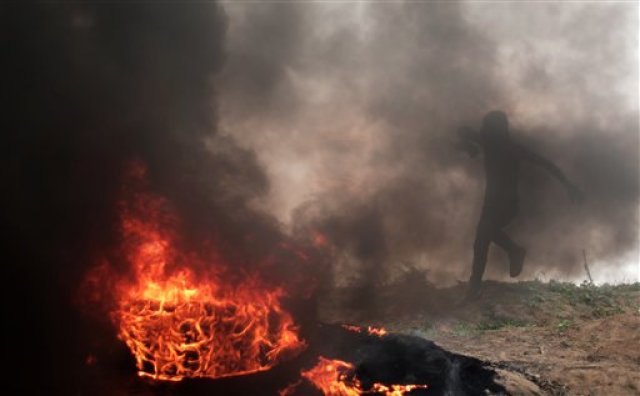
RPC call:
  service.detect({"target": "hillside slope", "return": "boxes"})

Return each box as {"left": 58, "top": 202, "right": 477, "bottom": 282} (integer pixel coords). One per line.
{"left": 321, "top": 280, "right": 640, "bottom": 395}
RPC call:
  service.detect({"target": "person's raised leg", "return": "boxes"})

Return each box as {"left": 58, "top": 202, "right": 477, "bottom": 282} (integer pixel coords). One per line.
{"left": 493, "top": 230, "right": 526, "bottom": 277}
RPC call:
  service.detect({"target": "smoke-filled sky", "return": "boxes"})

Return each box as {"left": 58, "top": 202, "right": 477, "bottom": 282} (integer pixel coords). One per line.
{"left": 217, "top": 1, "right": 639, "bottom": 284}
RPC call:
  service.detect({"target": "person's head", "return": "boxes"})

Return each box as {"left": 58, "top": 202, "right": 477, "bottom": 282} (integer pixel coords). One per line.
{"left": 481, "top": 110, "right": 509, "bottom": 142}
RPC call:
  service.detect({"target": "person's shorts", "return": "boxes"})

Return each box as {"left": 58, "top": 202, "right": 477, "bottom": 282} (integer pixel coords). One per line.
{"left": 478, "top": 201, "right": 518, "bottom": 230}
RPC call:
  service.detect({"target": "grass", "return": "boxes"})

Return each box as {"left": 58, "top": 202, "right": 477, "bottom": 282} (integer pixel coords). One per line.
{"left": 557, "top": 319, "right": 573, "bottom": 332}
{"left": 328, "top": 279, "right": 640, "bottom": 340}
{"left": 449, "top": 316, "right": 531, "bottom": 336}
{"left": 547, "top": 280, "right": 638, "bottom": 319}
{"left": 476, "top": 316, "right": 530, "bottom": 331}
{"left": 428, "top": 281, "right": 639, "bottom": 337}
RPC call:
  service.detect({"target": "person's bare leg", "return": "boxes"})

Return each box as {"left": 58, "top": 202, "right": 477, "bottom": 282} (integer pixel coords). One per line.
{"left": 467, "top": 226, "right": 492, "bottom": 297}
{"left": 493, "top": 229, "right": 526, "bottom": 277}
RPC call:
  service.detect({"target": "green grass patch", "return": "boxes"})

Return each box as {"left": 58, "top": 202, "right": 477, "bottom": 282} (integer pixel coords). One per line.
{"left": 557, "top": 319, "right": 573, "bottom": 332}
{"left": 476, "top": 316, "right": 530, "bottom": 331}
{"left": 449, "top": 316, "right": 530, "bottom": 336}
{"left": 547, "top": 281, "right": 637, "bottom": 318}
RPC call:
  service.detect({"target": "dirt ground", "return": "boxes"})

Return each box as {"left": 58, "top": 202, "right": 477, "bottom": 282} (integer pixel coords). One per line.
{"left": 319, "top": 280, "right": 640, "bottom": 395}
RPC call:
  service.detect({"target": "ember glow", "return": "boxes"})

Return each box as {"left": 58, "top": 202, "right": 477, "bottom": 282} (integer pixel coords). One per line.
{"left": 97, "top": 163, "right": 305, "bottom": 381}
{"left": 298, "top": 356, "right": 428, "bottom": 396}
{"left": 342, "top": 324, "right": 388, "bottom": 337}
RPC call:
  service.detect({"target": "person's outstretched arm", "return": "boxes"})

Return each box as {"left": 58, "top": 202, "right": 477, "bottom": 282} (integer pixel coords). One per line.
{"left": 515, "top": 143, "right": 583, "bottom": 203}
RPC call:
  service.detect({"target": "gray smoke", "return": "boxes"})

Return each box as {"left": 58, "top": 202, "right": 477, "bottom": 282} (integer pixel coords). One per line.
{"left": 218, "top": 2, "right": 639, "bottom": 285}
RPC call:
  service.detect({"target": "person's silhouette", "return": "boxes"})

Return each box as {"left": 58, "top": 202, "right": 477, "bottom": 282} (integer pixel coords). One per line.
{"left": 456, "top": 111, "right": 582, "bottom": 299}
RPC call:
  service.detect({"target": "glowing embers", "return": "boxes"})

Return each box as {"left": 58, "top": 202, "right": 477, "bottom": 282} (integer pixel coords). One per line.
{"left": 342, "top": 324, "right": 388, "bottom": 337}
{"left": 295, "top": 357, "right": 428, "bottom": 396}
{"left": 118, "top": 274, "right": 303, "bottom": 381}
{"left": 109, "top": 163, "right": 304, "bottom": 381}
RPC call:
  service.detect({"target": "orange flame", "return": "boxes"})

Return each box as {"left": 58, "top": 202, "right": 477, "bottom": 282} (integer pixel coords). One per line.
{"left": 292, "top": 356, "right": 428, "bottom": 396}
{"left": 99, "top": 163, "right": 305, "bottom": 381}
{"left": 342, "top": 324, "right": 388, "bottom": 337}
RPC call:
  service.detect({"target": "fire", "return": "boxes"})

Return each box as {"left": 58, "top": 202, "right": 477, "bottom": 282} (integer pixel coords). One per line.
{"left": 302, "top": 357, "right": 359, "bottom": 396}
{"left": 100, "top": 163, "right": 305, "bottom": 381}
{"left": 342, "top": 324, "right": 388, "bottom": 337}
{"left": 292, "top": 357, "right": 428, "bottom": 396}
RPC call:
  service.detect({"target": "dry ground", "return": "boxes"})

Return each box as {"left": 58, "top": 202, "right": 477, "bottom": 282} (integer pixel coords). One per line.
{"left": 320, "top": 279, "right": 640, "bottom": 395}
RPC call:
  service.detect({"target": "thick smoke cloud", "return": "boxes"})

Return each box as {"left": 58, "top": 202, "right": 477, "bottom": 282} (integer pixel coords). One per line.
{"left": 2, "top": 2, "right": 311, "bottom": 289}
{"left": 3, "top": 2, "right": 305, "bottom": 392}
{"left": 218, "top": 2, "right": 638, "bottom": 285}
{"left": 2, "top": 1, "right": 637, "bottom": 391}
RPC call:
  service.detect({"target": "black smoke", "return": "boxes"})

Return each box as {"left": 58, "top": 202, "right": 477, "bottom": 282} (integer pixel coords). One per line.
{"left": 2, "top": 2, "right": 312, "bottom": 393}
